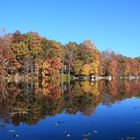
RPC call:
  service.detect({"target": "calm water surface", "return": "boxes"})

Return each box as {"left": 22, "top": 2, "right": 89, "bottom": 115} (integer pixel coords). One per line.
{"left": 0, "top": 79, "right": 140, "bottom": 140}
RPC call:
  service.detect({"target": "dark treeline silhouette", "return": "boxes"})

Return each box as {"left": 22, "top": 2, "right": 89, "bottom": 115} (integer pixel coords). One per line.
{"left": 0, "top": 30, "right": 140, "bottom": 78}
{"left": 0, "top": 79, "right": 140, "bottom": 127}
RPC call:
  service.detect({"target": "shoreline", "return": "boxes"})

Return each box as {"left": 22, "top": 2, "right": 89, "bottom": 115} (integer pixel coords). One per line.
{"left": 0, "top": 75, "right": 139, "bottom": 82}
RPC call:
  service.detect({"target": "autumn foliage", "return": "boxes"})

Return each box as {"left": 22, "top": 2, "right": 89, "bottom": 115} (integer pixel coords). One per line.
{"left": 0, "top": 31, "right": 139, "bottom": 78}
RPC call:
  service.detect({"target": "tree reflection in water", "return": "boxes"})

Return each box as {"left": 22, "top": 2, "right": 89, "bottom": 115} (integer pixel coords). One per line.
{"left": 0, "top": 79, "right": 140, "bottom": 127}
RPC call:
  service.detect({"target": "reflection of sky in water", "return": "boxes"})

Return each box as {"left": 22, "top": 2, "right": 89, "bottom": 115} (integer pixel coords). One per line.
{"left": 0, "top": 80, "right": 140, "bottom": 140}
{"left": 0, "top": 97, "right": 140, "bottom": 140}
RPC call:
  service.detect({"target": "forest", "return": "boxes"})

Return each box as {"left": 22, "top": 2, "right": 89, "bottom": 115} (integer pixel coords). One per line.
{"left": 0, "top": 30, "right": 140, "bottom": 79}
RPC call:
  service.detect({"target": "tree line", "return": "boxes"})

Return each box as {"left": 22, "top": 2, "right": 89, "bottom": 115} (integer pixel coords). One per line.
{"left": 0, "top": 30, "right": 140, "bottom": 78}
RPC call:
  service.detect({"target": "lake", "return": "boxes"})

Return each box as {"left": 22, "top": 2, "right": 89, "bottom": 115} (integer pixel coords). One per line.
{"left": 0, "top": 79, "right": 140, "bottom": 140}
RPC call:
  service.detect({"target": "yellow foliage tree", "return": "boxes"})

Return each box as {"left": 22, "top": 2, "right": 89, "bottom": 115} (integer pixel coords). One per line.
{"left": 81, "top": 64, "right": 91, "bottom": 76}
{"left": 90, "top": 60, "right": 100, "bottom": 75}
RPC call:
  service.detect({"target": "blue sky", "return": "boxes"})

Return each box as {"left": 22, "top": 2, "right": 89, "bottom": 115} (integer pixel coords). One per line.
{"left": 0, "top": 0, "right": 140, "bottom": 57}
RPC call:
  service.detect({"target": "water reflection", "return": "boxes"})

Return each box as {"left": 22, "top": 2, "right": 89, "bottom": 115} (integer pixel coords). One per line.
{"left": 0, "top": 79, "right": 140, "bottom": 127}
